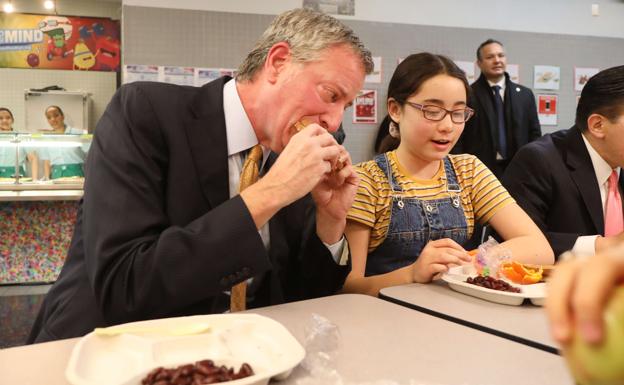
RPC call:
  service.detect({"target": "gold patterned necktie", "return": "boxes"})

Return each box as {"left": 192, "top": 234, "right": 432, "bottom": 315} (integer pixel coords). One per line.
{"left": 230, "top": 144, "right": 263, "bottom": 312}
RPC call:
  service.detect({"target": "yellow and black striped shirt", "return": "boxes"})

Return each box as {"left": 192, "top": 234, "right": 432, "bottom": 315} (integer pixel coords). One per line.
{"left": 347, "top": 151, "right": 515, "bottom": 252}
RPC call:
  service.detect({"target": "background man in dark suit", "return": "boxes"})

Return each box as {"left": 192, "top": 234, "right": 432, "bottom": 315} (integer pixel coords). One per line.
{"left": 28, "top": 8, "right": 373, "bottom": 343}
{"left": 453, "top": 39, "right": 541, "bottom": 177}
{"left": 503, "top": 65, "right": 624, "bottom": 258}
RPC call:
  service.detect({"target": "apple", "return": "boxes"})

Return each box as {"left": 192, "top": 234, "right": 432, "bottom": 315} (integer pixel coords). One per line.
{"left": 563, "top": 286, "right": 624, "bottom": 385}
{"left": 27, "top": 53, "right": 40, "bottom": 67}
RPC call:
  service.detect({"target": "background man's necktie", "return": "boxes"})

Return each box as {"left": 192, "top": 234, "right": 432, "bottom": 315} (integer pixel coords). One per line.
{"left": 605, "top": 170, "right": 624, "bottom": 237}
{"left": 230, "top": 144, "right": 263, "bottom": 312}
{"left": 492, "top": 85, "right": 507, "bottom": 159}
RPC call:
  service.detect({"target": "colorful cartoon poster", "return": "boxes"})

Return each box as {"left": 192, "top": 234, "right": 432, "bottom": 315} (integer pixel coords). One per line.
{"left": 162, "top": 66, "right": 195, "bottom": 86}
{"left": 506, "top": 64, "right": 520, "bottom": 83}
{"left": 574, "top": 67, "right": 599, "bottom": 91}
{"left": 538, "top": 94, "right": 558, "bottom": 126}
{"left": 195, "top": 67, "right": 236, "bottom": 87}
{"left": 365, "top": 56, "right": 382, "bottom": 84}
{"left": 534, "top": 65, "right": 560, "bottom": 90}
{"left": 353, "top": 89, "right": 377, "bottom": 124}
{"left": 454, "top": 60, "right": 476, "bottom": 83}
{"left": 123, "top": 64, "right": 159, "bottom": 84}
{"left": 0, "top": 13, "right": 120, "bottom": 71}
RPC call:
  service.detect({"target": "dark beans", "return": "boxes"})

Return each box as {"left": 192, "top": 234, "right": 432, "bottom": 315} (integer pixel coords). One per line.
{"left": 466, "top": 275, "right": 521, "bottom": 293}
{"left": 141, "top": 360, "right": 254, "bottom": 385}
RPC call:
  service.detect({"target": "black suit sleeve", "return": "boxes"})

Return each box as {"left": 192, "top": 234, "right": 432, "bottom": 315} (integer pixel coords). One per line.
{"left": 503, "top": 145, "right": 578, "bottom": 256}
{"left": 525, "top": 90, "right": 542, "bottom": 141}
{"left": 83, "top": 85, "right": 274, "bottom": 323}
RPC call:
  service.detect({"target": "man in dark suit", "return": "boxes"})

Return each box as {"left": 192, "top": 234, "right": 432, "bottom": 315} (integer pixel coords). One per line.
{"left": 453, "top": 39, "right": 541, "bottom": 177}
{"left": 503, "top": 65, "right": 624, "bottom": 258}
{"left": 28, "top": 8, "right": 373, "bottom": 342}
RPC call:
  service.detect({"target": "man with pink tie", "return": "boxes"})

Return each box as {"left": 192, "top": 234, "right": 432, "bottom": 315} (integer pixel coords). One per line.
{"left": 503, "top": 65, "right": 624, "bottom": 258}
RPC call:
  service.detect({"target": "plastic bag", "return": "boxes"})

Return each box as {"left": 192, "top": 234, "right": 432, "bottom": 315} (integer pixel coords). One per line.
{"left": 470, "top": 236, "right": 512, "bottom": 278}
{"left": 296, "top": 314, "right": 446, "bottom": 385}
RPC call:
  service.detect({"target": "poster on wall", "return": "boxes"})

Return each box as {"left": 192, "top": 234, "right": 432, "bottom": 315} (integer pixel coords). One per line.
{"left": 506, "top": 64, "right": 520, "bottom": 83}
{"left": 162, "top": 66, "right": 194, "bottom": 86}
{"left": 538, "top": 94, "right": 558, "bottom": 125}
{"left": 0, "top": 13, "right": 120, "bottom": 71}
{"left": 195, "top": 68, "right": 236, "bottom": 87}
{"left": 365, "top": 56, "right": 382, "bottom": 83}
{"left": 534, "top": 65, "right": 560, "bottom": 90}
{"left": 123, "top": 64, "right": 159, "bottom": 84}
{"left": 302, "top": 0, "right": 355, "bottom": 15}
{"left": 353, "top": 89, "right": 377, "bottom": 124}
{"left": 574, "top": 67, "right": 599, "bottom": 91}
{"left": 454, "top": 60, "right": 476, "bottom": 83}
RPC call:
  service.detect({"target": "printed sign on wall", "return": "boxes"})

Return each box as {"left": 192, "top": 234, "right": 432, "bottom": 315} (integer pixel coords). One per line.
{"left": 538, "top": 94, "right": 558, "bottom": 126}
{"left": 0, "top": 13, "right": 120, "bottom": 71}
{"left": 353, "top": 89, "right": 377, "bottom": 124}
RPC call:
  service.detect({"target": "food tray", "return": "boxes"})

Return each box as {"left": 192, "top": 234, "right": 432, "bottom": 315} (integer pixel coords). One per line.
{"left": 442, "top": 266, "right": 546, "bottom": 306}
{"left": 66, "top": 313, "right": 305, "bottom": 385}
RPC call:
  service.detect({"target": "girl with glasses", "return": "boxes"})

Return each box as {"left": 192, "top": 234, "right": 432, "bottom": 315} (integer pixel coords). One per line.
{"left": 342, "top": 53, "right": 553, "bottom": 296}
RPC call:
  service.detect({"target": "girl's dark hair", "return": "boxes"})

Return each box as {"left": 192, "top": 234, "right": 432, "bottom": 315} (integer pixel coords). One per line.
{"left": 45, "top": 105, "right": 64, "bottom": 117}
{"left": 388, "top": 52, "right": 470, "bottom": 108}
{"left": 576, "top": 65, "right": 624, "bottom": 132}
{"left": 0, "top": 107, "right": 14, "bottom": 120}
{"left": 377, "top": 130, "right": 399, "bottom": 153}
{"left": 374, "top": 115, "right": 392, "bottom": 153}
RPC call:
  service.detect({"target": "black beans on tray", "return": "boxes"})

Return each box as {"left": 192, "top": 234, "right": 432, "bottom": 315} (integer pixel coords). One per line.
{"left": 465, "top": 276, "right": 522, "bottom": 293}
{"left": 141, "top": 360, "right": 254, "bottom": 385}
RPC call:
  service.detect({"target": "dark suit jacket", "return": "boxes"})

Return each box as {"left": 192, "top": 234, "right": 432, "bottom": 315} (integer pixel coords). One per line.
{"left": 453, "top": 73, "right": 541, "bottom": 177}
{"left": 502, "top": 126, "right": 624, "bottom": 258}
{"left": 28, "top": 78, "right": 349, "bottom": 343}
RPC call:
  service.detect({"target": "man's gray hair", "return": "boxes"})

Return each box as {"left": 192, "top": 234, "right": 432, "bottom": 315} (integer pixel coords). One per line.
{"left": 237, "top": 8, "right": 373, "bottom": 81}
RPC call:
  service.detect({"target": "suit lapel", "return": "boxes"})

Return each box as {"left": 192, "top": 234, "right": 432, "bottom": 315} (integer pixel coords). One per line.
{"left": 504, "top": 77, "right": 522, "bottom": 145}
{"left": 474, "top": 75, "right": 498, "bottom": 145}
{"left": 564, "top": 127, "right": 604, "bottom": 233}
{"left": 185, "top": 77, "right": 230, "bottom": 208}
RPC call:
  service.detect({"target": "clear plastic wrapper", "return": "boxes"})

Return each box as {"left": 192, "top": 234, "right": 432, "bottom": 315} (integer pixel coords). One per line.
{"left": 465, "top": 236, "right": 512, "bottom": 278}
{"left": 297, "top": 314, "right": 448, "bottom": 385}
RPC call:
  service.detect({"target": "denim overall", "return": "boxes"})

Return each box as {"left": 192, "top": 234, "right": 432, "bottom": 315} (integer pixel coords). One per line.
{"left": 365, "top": 154, "right": 469, "bottom": 276}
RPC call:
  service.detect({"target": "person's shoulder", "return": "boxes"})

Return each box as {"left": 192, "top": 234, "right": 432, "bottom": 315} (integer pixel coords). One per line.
{"left": 355, "top": 157, "right": 383, "bottom": 176}
{"left": 516, "top": 130, "right": 559, "bottom": 157}
{"left": 355, "top": 155, "right": 389, "bottom": 183}
{"left": 448, "top": 153, "right": 480, "bottom": 170}
{"left": 118, "top": 81, "right": 198, "bottom": 99}
{"left": 506, "top": 78, "right": 534, "bottom": 96}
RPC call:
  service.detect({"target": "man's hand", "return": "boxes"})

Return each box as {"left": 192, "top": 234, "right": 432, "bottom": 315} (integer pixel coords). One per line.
{"left": 595, "top": 231, "right": 624, "bottom": 252}
{"left": 240, "top": 124, "right": 348, "bottom": 230}
{"left": 546, "top": 245, "right": 624, "bottom": 345}
{"left": 312, "top": 145, "right": 359, "bottom": 244}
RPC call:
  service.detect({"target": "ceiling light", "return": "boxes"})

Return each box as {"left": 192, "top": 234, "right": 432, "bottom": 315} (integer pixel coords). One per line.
{"left": 3, "top": 1, "right": 14, "bottom": 13}
{"left": 44, "top": 0, "right": 54, "bottom": 10}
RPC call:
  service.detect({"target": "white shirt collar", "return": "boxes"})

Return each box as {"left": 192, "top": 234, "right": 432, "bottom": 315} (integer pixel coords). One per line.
{"left": 487, "top": 77, "right": 506, "bottom": 91}
{"left": 223, "top": 79, "right": 263, "bottom": 157}
{"left": 581, "top": 132, "right": 620, "bottom": 186}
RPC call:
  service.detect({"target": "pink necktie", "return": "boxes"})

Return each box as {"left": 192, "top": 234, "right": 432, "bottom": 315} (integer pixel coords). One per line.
{"left": 604, "top": 170, "right": 623, "bottom": 237}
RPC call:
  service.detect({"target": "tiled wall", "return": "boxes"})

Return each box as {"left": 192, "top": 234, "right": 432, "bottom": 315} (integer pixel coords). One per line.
{"left": 123, "top": 6, "right": 624, "bottom": 164}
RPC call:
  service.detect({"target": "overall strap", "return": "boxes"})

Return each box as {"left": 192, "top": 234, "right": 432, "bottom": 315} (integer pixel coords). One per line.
{"left": 374, "top": 153, "right": 402, "bottom": 192}
{"left": 443, "top": 156, "right": 461, "bottom": 193}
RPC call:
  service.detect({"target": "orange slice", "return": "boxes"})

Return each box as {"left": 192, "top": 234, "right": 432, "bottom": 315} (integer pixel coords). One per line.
{"left": 500, "top": 261, "right": 543, "bottom": 284}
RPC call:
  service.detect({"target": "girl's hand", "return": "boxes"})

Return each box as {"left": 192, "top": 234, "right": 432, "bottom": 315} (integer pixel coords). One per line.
{"left": 411, "top": 238, "right": 471, "bottom": 283}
